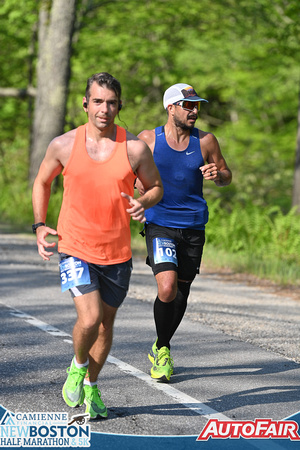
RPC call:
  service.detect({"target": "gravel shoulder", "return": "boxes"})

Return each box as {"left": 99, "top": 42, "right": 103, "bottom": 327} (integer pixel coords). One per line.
{"left": 129, "top": 258, "right": 300, "bottom": 365}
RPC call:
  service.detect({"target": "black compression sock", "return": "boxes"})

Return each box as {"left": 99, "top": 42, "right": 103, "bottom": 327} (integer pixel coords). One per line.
{"left": 154, "top": 296, "right": 175, "bottom": 350}
{"left": 169, "top": 281, "right": 191, "bottom": 340}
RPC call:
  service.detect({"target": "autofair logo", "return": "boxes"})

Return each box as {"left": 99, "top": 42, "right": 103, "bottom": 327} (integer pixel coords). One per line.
{"left": 197, "top": 419, "right": 300, "bottom": 441}
{"left": 0, "top": 411, "right": 91, "bottom": 447}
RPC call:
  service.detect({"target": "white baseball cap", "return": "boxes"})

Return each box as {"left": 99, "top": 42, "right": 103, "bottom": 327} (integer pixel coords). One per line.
{"left": 163, "top": 83, "right": 208, "bottom": 110}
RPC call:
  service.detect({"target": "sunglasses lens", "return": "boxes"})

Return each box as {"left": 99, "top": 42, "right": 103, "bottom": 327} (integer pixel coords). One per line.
{"left": 182, "top": 101, "right": 200, "bottom": 111}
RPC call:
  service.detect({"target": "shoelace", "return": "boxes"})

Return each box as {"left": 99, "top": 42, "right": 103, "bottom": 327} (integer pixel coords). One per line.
{"left": 67, "top": 366, "right": 89, "bottom": 386}
{"left": 157, "top": 351, "right": 170, "bottom": 366}
{"left": 87, "top": 387, "right": 103, "bottom": 404}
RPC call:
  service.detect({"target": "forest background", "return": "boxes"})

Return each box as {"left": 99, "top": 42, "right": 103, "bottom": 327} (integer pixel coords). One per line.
{"left": 0, "top": 0, "right": 299, "bottom": 286}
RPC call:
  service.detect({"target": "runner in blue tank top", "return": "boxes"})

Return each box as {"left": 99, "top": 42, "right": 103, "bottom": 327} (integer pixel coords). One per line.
{"left": 136, "top": 83, "right": 232, "bottom": 382}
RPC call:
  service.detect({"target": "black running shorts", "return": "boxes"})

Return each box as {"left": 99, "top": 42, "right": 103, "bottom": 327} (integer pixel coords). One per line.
{"left": 145, "top": 223, "right": 205, "bottom": 281}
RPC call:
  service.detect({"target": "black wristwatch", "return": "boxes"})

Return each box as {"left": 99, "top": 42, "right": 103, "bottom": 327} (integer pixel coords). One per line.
{"left": 32, "top": 222, "right": 46, "bottom": 233}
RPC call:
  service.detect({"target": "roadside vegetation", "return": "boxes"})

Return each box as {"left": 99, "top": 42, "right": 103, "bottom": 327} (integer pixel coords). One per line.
{"left": 204, "top": 202, "right": 300, "bottom": 286}
{"left": 130, "top": 203, "right": 300, "bottom": 287}
{"left": 1, "top": 179, "right": 299, "bottom": 286}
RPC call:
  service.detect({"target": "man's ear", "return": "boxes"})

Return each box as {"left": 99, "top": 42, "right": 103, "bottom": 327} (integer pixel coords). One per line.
{"left": 83, "top": 98, "right": 88, "bottom": 111}
{"left": 168, "top": 104, "right": 175, "bottom": 115}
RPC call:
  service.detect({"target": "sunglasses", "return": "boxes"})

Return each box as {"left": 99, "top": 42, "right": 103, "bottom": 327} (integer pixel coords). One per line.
{"left": 174, "top": 100, "right": 201, "bottom": 112}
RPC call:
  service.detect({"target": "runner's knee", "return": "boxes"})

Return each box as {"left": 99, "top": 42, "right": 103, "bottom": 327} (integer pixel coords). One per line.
{"left": 157, "top": 279, "right": 177, "bottom": 302}
{"left": 77, "top": 311, "right": 102, "bottom": 332}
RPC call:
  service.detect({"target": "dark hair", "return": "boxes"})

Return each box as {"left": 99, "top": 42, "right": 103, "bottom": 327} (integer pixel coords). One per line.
{"left": 85, "top": 72, "right": 122, "bottom": 104}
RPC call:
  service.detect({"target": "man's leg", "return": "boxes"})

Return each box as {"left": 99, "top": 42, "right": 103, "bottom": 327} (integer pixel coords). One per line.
{"left": 149, "top": 270, "right": 177, "bottom": 382}
{"left": 169, "top": 279, "right": 192, "bottom": 341}
{"left": 79, "top": 259, "right": 130, "bottom": 417}
{"left": 144, "top": 224, "right": 177, "bottom": 350}
{"left": 62, "top": 290, "right": 103, "bottom": 408}
{"left": 87, "top": 300, "right": 118, "bottom": 382}
{"left": 144, "top": 224, "right": 179, "bottom": 381}
{"left": 168, "top": 228, "right": 205, "bottom": 342}
{"left": 154, "top": 270, "right": 177, "bottom": 350}
{"left": 72, "top": 290, "right": 104, "bottom": 365}
{"left": 83, "top": 301, "right": 118, "bottom": 420}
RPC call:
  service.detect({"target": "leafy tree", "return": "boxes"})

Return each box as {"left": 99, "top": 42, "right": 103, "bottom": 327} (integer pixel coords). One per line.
{"left": 292, "top": 85, "right": 300, "bottom": 212}
{"left": 29, "top": 0, "right": 76, "bottom": 183}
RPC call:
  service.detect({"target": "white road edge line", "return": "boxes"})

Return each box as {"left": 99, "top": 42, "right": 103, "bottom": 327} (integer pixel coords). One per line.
{"left": 7, "top": 304, "right": 229, "bottom": 420}
{"left": 107, "top": 354, "right": 229, "bottom": 420}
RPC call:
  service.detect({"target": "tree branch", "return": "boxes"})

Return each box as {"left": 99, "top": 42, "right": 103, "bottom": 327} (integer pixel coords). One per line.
{"left": 0, "top": 87, "right": 36, "bottom": 98}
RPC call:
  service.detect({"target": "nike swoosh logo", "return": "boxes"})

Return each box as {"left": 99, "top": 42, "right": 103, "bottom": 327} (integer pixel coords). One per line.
{"left": 186, "top": 151, "right": 195, "bottom": 155}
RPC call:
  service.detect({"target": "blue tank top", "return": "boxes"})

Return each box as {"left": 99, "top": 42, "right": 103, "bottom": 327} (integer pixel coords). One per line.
{"left": 146, "top": 126, "right": 208, "bottom": 229}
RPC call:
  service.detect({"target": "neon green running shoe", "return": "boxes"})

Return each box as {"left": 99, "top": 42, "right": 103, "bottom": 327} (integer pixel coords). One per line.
{"left": 62, "top": 358, "right": 88, "bottom": 408}
{"left": 150, "top": 346, "right": 173, "bottom": 382}
{"left": 149, "top": 340, "right": 174, "bottom": 375}
{"left": 84, "top": 385, "right": 108, "bottom": 419}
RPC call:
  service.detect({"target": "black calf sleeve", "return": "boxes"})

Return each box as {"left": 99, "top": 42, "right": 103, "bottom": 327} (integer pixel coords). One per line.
{"left": 169, "top": 281, "right": 191, "bottom": 340}
{"left": 154, "top": 296, "right": 175, "bottom": 350}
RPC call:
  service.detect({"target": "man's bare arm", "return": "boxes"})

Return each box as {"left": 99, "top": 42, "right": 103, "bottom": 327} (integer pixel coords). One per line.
{"left": 32, "top": 139, "right": 64, "bottom": 260}
{"left": 134, "top": 129, "right": 156, "bottom": 195}
{"left": 200, "top": 133, "right": 232, "bottom": 186}
{"left": 126, "top": 135, "right": 163, "bottom": 222}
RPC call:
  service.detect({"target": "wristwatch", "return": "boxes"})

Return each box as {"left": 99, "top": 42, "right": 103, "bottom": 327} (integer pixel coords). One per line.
{"left": 32, "top": 222, "right": 46, "bottom": 233}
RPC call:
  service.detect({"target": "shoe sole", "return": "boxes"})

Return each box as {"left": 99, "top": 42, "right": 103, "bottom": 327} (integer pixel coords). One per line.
{"left": 84, "top": 400, "right": 108, "bottom": 419}
{"left": 62, "top": 384, "right": 84, "bottom": 408}
{"left": 150, "top": 373, "right": 171, "bottom": 383}
{"left": 150, "top": 365, "right": 172, "bottom": 383}
{"left": 87, "top": 412, "right": 108, "bottom": 420}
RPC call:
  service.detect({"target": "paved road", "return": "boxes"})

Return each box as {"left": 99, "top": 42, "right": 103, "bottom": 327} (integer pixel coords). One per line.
{"left": 0, "top": 233, "right": 299, "bottom": 440}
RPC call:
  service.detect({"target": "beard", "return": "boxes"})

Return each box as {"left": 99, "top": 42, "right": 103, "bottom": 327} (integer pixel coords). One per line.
{"left": 173, "top": 114, "right": 197, "bottom": 130}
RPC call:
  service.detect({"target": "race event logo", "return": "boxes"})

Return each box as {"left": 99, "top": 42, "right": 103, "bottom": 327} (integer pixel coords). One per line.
{"left": 0, "top": 410, "right": 91, "bottom": 447}
{"left": 197, "top": 418, "right": 300, "bottom": 441}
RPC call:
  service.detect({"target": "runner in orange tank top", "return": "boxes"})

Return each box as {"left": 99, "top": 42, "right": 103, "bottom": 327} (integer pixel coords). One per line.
{"left": 32, "top": 72, "right": 163, "bottom": 419}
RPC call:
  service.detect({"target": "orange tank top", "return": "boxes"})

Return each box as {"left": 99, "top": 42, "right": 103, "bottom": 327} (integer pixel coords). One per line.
{"left": 57, "top": 124, "right": 136, "bottom": 264}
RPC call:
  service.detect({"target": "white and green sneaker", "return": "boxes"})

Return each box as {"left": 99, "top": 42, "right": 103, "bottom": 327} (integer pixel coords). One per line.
{"left": 62, "top": 358, "right": 88, "bottom": 407}
{"left": 84, "top": 385, "right": 108, "bottom": 419}
{"left": 150, "top": 346, "right": 173, "bottom": 382}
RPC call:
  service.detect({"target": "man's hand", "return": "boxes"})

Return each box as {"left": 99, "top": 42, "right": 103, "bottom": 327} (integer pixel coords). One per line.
{"left": 121, "top": 192, "right": 146, "bottom": 223}
{"left": 200, "top": 164, "right": 218, "bottom": 181}
{"left": 36, "top": 226, "right": 58, "bottom": 261}
{"left": 134, "top": 178, "right": 145, "bottom": 196}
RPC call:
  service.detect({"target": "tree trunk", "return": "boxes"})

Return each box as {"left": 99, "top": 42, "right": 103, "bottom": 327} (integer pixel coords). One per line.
{"left": 292, "top": 82, "right": 300, "bottom": 212}
{"left": 29, "top": 0, "right": 76, "bottom": 184}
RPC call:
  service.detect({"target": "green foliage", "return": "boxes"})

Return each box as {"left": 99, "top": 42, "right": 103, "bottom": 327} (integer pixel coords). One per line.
{"left": 0, "top": 131, "right": 62, "bottom": 228}
{"left": 205, "top": 200, "right": 300, "bottom": 284}
{"left": 67, "top": 0, "right": 299, "bottom": 211}
{"left": 0, "top": 0, "right": 299, "bottom": 285}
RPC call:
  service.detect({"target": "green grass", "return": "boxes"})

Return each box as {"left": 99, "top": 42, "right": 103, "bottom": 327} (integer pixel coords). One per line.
{"left": 202, "top": 244, "right": 300, "bottom": 287}
{"left": 130, "top": 237, "right": 300, "bottom": 287}
{"left": 203, "top": 201, "right": 300, "bottom": 287}
{"left": 130, "top": 200, "right": 300, "bottom": 287}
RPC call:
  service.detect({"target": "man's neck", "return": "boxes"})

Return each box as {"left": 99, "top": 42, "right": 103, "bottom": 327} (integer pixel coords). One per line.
{"left": 86, "top": 122, "right": 117, "bottom": 143}
{"left": 85, "top": 123, "right": 117, "bottom": 161}
{"left": 164, "top": 122, "right": 191, "bottom": 150}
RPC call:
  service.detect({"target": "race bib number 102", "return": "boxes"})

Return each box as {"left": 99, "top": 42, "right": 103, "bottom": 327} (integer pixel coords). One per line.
{"left": 153, "top": 237, "right": 178, "bottom": 266}
{"left": 59, "top": 257, "right": 91, "bottom": 292}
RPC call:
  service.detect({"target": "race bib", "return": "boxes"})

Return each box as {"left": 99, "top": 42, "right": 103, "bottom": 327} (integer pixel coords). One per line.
{"left": 153, "top": 237, "right": 178, "bottom": 266}
{"left": 59, "top": 257, "right": 91, "bottom": 293}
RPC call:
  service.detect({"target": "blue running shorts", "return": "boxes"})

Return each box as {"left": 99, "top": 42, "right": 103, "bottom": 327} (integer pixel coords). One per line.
{"left": 59, "top": 253, "right": 132, "bottom": 308}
